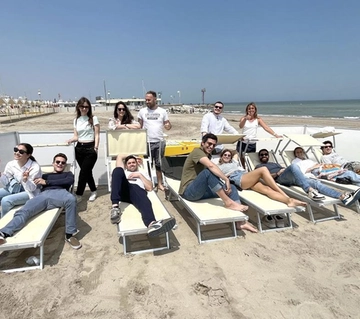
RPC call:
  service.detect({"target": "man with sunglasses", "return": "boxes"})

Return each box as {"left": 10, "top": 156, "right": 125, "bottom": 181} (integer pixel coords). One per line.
{"left": 321, "top": 141, "right": 360, "bottom": 174}
{"left": 200, "top": 101, "right": 238, "bottom": 154}
{"left": 0, "top": 153, "right": 81, "bottom": 249}
{"left": 255, "top": 149, "right": 327, "bottom": 201}
{"left": 110, "top": 154, "right": 176, "bottom": 237}
{"left": 179, "top": 133, "right": 257, "bottom": 232}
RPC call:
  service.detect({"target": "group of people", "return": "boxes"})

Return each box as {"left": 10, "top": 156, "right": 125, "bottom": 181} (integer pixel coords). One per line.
{"left": 0, "top": 91, "right": 176, "bottom": 248}
{"left": 2, "top": 94, "right": 360, "bottom": 248}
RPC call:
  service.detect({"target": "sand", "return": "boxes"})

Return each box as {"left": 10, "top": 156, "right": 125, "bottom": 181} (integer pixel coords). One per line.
{"left": 0, "top": 111, "right": 360, "bottom": 319}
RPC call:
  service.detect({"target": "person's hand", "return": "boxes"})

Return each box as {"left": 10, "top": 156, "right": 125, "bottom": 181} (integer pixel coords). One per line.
{"left": 66, "top": 139, "right": 73, "bottom": 145}
{"left": 22, "top": 168, "right": 32, "bottom": 182}
{"left": 127, "top": 172, "right": 141, "bottom": 179}
{"left": 34, "top": 178, "right": 47, "bottom": 185}
{"left": 245, "top": 114, "right": 252, "bottom": 120}
{"left": 224, "top": 179, "right": 232, "bottom": 195}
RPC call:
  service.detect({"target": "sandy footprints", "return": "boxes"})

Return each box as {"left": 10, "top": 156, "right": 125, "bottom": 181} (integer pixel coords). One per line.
{"left": 192, "top": 281, "right": 229, "bottom": 307}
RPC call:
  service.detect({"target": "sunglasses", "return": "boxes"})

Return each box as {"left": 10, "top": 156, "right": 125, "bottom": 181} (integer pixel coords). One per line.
{"left": 55, "top": 160, "right": 66, "bottom": 165}
{"left": 222, "top": 153, "right": 232, "bottom": 157}
{"left": 323, "top": 145, "right": 333, "bottom": 149}
{"left": 259, "top": 153, "right": 269, "bottom": 157}
{"left": 117, "top": 108, "right": 125, "bottom": 111}
{"left": 214, "top": 105, "right": 223, "bottom": 109}
{"left": 14, "top": 147, "right": 27, "bottom": 155}
{"left": 80, "top": 106, "right": 89, "bottom": 109}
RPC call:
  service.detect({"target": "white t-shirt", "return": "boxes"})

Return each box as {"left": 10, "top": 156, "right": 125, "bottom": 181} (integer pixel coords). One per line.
{"left": 137, "top": 107, "right": 169, "bottom": 142}
{"left": 321, "top": 152, "right": 347, "bottom": 166}
{"left": 74, "top": 116, "right": 99, "bottom": 142}
{"left": 292, "top": 158, "right": 317, "bottom": 178}
{"left": 125, "top": 169, "right": 151, "bottom": 190}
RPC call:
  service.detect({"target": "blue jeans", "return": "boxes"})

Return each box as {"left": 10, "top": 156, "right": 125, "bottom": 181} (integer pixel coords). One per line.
{"left": 335, "top": 171, "right": 360, "bottom": 187}
{"left": 0, "top": 189, "right": 77, "bottom": 236}
{"left": 0, "top": 188, "right": 30, "bottom": 218}
{"left": 182, "top": 168, "right": 241, "bottom": 203}
{"left": 277, "top": 164, "right": 341, "bottom": 199}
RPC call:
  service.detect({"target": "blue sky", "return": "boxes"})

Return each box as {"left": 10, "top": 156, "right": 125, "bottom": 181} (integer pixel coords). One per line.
{"left": 1, "top": 0, "right": 359, "bottom": 103}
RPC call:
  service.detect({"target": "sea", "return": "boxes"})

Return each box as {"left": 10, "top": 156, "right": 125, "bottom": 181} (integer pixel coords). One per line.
{"left": 220, "top": 99, "right": 360, "bottom": 120}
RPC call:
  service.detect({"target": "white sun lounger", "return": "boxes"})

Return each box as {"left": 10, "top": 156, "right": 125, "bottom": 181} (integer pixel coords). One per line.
{"left": 245, "top": 151, "right": 342, "bottom": 223}
{"left": 0, "top": 146, "right": 75, "bottom": 272}
{"left": 166, "top": 177, "right": 249, "bottom": 242}
{"left": 0, "top": 207, "right": 61, "bottom": 272}
{"left": 105, "top": 129, "right": 175, "bottom": 254}
{"left": 280, "top": 133, "right": 360, "bottom": 211}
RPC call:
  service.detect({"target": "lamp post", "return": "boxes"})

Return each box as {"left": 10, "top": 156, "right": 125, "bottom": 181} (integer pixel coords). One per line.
{"left": 170, "top": 95, "right": 174, "bottom": 104}
{"left": 37, "top": 90, "right": 41, "bottom": 107}
{"left": 157, "top": 91, "right": 162, "bottom": 105}
{"left": 177, "top": 90, "right": 181, "bottom": 104}
{"left": 107, "top": 91, "right": 111, "bottom": 106}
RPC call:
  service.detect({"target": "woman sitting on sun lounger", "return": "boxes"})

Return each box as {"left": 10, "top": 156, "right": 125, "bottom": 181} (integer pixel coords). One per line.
{"left": 217, "top": 149, "right": 306, "bottom": 208}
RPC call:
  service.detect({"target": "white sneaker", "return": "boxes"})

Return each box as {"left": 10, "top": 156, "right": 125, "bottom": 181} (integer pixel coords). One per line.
{"left": 76, "top": 195, "right": 82, "bottom": 204}
{"left": 308, "top": 190, "right": 325, "bottom": 201}
{"left": 89, "top": 191, "right": 97, "bottom": 202}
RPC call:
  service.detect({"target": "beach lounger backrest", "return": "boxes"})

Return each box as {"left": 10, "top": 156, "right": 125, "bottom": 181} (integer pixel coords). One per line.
{"left": 105, "top": 129, "right": 149, "bottom": 191}
{"left": 106, "top": 129, "right": 148, "bottom": 158}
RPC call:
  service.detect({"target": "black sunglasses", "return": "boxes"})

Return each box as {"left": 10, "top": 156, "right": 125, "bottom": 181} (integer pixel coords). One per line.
{"left": 117, "top": 108, "right": 125, "bottom": 111}
{"left": 214, "top": 105, "right": 223, "bottom": 109}
{"left": 14, "top": 147, "right": 27, "bottom": 155}
{"left": 55, "top": 160, "right": 66, "bottom": 165}
{"left": 259, "top": 153, "right": 269, "bottom": 157}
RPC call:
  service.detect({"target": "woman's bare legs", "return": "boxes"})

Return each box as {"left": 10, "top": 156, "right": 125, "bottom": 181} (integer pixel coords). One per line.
{"left": 251, "top": 182, "right": 306, "bottom": 207}
{"left": 241, "top": 167, "right": 288, "bottom": 197}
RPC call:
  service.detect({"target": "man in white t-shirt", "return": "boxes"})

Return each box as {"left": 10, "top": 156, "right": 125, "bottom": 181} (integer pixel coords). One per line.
{"left": 138, "top": 91, "right": 172, "bottom": 191}
{"left": 200, "top": 101, "right": 238, "bottom": 153}
{"left": 109, "top": 154, "right": 175, "bottom": 237}
{"left": 320, "top": 140, "right": 360, "bottom": 174}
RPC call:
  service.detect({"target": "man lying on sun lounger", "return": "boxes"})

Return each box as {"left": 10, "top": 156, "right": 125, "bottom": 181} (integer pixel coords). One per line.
{"left": 178, "top": 133, "right": 257, "bottom": 233}
{"left": 256, "top": 148, "right": 360, "bottom": 206}
{"left": 109, "top": 154, "right": 176, "bottom": 237}
{"left": 320, "top": 140, "right": 360, "bottom": 175}
{"left": 0, "top": 153, "right": 81, "bottom": 249}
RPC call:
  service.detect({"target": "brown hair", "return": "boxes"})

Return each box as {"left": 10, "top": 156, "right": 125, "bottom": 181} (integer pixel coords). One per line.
{"left": 76, "top": 97, "right": 94, "bottom": 128}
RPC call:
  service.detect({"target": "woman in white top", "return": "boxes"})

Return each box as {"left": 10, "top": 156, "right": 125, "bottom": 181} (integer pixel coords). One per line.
{"left": 108, "top": 102, "right": 140, "bottom": 130}
{"left": 218, "top": 149, "right": 305, "bottom": 208}
{"left": 237, "top": 102, "right": 281, "bottom": 150}
{"left": 67, "top": 97, "right": 100, "bottom": 202}
{"left": 0, "top": 143, "right": 41, "bottom": 217}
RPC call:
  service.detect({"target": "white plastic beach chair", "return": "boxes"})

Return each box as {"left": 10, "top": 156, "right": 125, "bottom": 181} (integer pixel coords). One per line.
{"left": 105, "top": 129, "right": 175, "bottom": 255}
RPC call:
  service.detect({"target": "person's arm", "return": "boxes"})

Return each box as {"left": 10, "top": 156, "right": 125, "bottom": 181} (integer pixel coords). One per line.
{"left": 223, "top": 119, "right": 238, "bottom": 134}
{"left": 199, "top": 156, "right": 231, "bottom": 193}
{"left": 94, "top": 123, "right": 100, "bottom": 152}
{"left": 37, "top": 172, "right": 75, "bottom": 189}
{"left": 258, "top": 118, "right": 282, "bottom": 138}
{"left": 137, "top": 173, "right": 153, "bottom": 191}
{"left": 22, "top": 163, "right": 42, "bottom": 192}
{"left": 67, "top": 128, "right": 78, "bottom": 144}
{"left": 138, "top": 118, "right": 144, "bottom": 128}
{"left": 115, "top": 154, "right": 126, "bottom": 168}
{"left": 239, "top": 115, "right": 250, "bottom": 129}
{"left": 125, "top": 120, "right": 141, "bottom": 129}
{"left": 200, "top": 114, "right": 209, "bottom": 136}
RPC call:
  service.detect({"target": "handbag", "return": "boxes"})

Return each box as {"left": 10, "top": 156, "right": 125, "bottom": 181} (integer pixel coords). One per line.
{"left": 6, "top": 178, "right": 23, "bottom": 194}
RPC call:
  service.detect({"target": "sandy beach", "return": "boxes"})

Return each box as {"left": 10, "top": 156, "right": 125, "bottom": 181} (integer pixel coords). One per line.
{"left": 1, "top": 111, "right": 360, "bottom": 319}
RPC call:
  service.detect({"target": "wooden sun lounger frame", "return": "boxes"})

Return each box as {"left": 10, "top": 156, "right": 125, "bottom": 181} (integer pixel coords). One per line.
{"left": 166, "top": 177, "right": 250, "bottom": 242}
{"left": 105, "top": 129, "right": 174, "bottom": 254}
